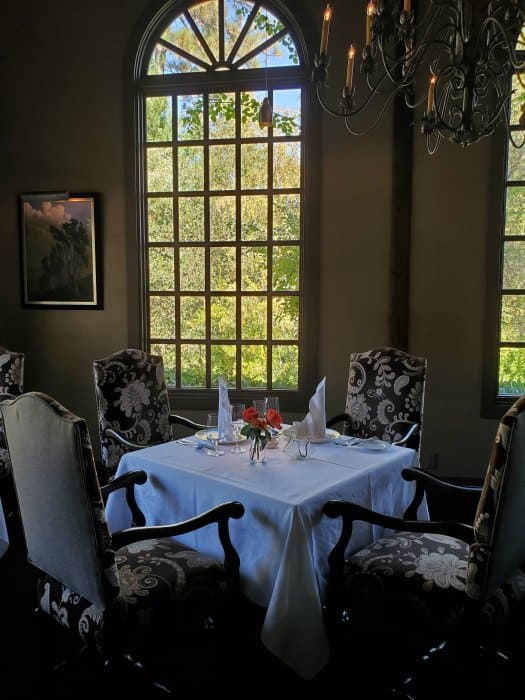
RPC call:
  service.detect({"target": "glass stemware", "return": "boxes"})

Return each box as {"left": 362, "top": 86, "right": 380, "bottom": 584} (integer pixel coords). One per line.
{"left": 230, "top": 403, "right": 246, "bottom": 453}
{"left": 206, "top": 412, "right": 224, "bottom": 457}
{"left": 265, "top": 396, "right": 280, "bottom": 414}
{"left": 252, "top": 399, "right": 268, "bottom": 417}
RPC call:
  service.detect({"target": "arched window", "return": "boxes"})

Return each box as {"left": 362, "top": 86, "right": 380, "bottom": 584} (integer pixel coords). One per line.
{"left": 483, "top": 37, "right": 525, "bottom": 414}
{"left": 133, "top": 0, "right": 314, "bottom": 407}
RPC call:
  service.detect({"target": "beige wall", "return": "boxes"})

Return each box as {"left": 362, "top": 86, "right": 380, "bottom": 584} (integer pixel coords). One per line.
{"left": 0, "top": 0, "right": 499, "bottom": 476}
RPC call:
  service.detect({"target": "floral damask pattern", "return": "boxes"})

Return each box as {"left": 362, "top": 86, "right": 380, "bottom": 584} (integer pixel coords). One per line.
{"left": 344, "top": 346, "right": 427, "bottom": 450}
{"left": 93, "top": 349, "right": 173, "bottom": 473}
{"left": 0, "top": 347, "right": 24, "bottom": 479}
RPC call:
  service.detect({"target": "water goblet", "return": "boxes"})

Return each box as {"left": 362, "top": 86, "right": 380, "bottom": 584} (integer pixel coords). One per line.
{"left": 206, "top": 412, "right": 224, "bottom": 457}
{"left": 265, "top": 396, "right": 280, "bottom": 414}
{"left": 252, "top": 399, "right": 268, "bottom": 417}
{"left": 230, "top": 403, "right": 246, "bottom": 454}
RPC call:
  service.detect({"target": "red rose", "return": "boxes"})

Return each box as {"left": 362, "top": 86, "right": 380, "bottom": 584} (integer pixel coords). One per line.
{"left": 266, "top": 409, "right": 282, "bottom": 430}
{"left": 243, "top": 406, "right": 258, "bottom": 422}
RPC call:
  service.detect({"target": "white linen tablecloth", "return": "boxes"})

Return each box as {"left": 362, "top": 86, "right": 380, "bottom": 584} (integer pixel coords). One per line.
{"left": 106, "top": 437, "right": 426, "bottom": 680}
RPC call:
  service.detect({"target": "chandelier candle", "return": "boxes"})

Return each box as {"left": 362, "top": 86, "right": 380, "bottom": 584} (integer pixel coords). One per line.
{"left": 320, "top": 4, "right": 332, "bottom": 55}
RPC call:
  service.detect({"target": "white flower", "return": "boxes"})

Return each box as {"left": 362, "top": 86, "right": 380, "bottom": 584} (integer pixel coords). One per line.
{"left": 407, "top": 550, "right": 467, "bottom": 591}
{"left": 118, "top": 380, "right": 150, "bottom": 417}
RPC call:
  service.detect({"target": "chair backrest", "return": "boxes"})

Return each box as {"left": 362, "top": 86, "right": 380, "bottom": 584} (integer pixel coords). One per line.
{"left": 467, "top": 395, "right": 525, "bottom": 601}
{"left": 93, "top": 348, "right": 172, "bottom": 472}
{"left": 1, "top": 392, "right": 120, "bottom": 610}
{"left": 0, "top": 346, "right": 24, "bottom": 396}
{"left": 344, "top": 346, "right": 427, "bottom": 450}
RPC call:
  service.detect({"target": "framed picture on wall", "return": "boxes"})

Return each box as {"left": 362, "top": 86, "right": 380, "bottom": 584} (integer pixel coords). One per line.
{"left": 18, "top": 192, "right": 103, "bottom": 309}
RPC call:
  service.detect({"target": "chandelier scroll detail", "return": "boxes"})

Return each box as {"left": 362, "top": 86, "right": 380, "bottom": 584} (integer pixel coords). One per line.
{"left": 312, "top": 1, "right": 525, "bottom": 154}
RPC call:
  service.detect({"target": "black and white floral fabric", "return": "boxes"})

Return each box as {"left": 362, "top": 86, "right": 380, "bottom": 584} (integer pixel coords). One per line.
{"left": 34, "top": 392, "right": 231, "bottom": 651}
{"left": 344, "top": 346, "right": 426, "bottom": 450}
{"left": 341, "top": 395, "right": 525, "bottom": 632}
{"left": 93, "top": 348, "right": 172, "bottom": 473}
{"left": 0, "top": 347, "right": 24, "bottom": 479}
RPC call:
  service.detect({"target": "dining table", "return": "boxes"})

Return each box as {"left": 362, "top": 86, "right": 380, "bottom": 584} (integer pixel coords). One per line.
{"left": 105, "top": 431, "right": 428, "bottom": 681}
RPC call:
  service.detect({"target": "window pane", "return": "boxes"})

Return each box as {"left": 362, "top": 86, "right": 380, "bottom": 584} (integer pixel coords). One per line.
{"left": 150, "top": 296, "right": 176, "bottom": 338}
{"left": 179, "top": 197, "right": 204, "bottom": 241}
{"left": 178, "top": 95, "right": 203, "bottom": 140}
{"left": 273, "top": 89, "right": 301, "bottom": 137}
{"left": 179, "top": 247, "right": 204, "bottom": 290}
{"left": 241, "top": 345, "right": 267, "bottom": 387}
{"left": 272, "top": 296, "right": 299, "bottom": 340}
{"left": 147, "top": 147, "right": 173, "bottom": 192}
{"left": 507, "top": 140, "right": 525, "bottom": 181}
{"left": 499, "top": 347, "right": 525, "bottom": 395}
{"left": 241, "top": 195, "right": 267, "bottom": 240}
{"left": 241, "top": 296, "right": 266, "bottom": 339}
{"left": 210, "top": 196, "right": 236, "bottom": 240}
{"left": 148, "top": 44, "right": 207, "bottom": 75}
{"left": 500, "top": 295, "right": 525, "bottom": 341}
{"left": 148, "top": 198, "right": 173, "bottom": 242}
{"left": 211, "top": 296, "right": 236, "bottom": 338}
{"left": 180, "top": 296, "right": 205, "bottom": 338}
{"left": 224, "top": 0, "right": 249, "bottom": 59}
{"left": 210, "top": 145, "right": 236, "bottom": 190}
{"left": 274, "top": 142, "right": 300, "bottom": 188}
{"left": 510, "top": 73, "right": 524, "bottom": 124}
{"left": 178, "top": 146, "right": 204, "bottom": 190}
{"left": 181, "top": 344, "right": 206, "bottom": 386}
{"left": 211, "top": 345, "right": 236, "bottom": 384}
{"left": 188, "top": 0, "right": 220, "bottom": 61}
{"left": 273, "top": 194, "right": 300, "bottom": 240}
{"left": 503, "top": 241, "right": 525, "bottom": 288}
{"left": 209, "top": 93, "right": 236, "bottom": 138}
{"left": 241, "top": 91, "right": 266, "bottom": 137}
{"left": 241, "top": 144, "right": 267, "bottom": 189}
{"left": 210, "top": 247, "right": 236, "bottom": 290}
{"left": 273, "top": 246, "right": 299, "bottom": 290}
{"left": 151, "top": 344, "right": 176, "bottom": 385}
{"left": 149, "top": 248, "right": 174, "bottom": 290}
{"left": 161, "top": 16, "right": 210, "bottom": 66}
{"left": 272, "top": 345, "right": 299, "bottom": 389}
{"left": 146, "top": 96, "right": 172, "bottom": 141}
{"left": 241, "top": 247, "right": 267, "bottom": 290}
{"left": 505, "top": 187, "right": 525, "bottom": 236}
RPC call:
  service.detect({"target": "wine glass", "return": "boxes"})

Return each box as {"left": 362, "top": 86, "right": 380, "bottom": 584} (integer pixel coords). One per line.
{"left": 265, "top": 396, "right": 280, "bottom": 414}
{"left": 206, "top": 412, "right": 224, "bottom": 457}
{"left": 230, "top": 403, "right": 246, "bottom": 454}
{"left": 252, "top": 399, "right": 268, "bottom": 417}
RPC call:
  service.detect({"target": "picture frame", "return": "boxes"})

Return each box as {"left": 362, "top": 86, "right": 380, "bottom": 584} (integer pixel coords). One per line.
{"left": 18, "top": 192, "right": 103, "bottom": 309}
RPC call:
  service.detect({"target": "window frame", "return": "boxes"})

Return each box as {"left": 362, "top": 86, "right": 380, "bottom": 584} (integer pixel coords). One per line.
{"left": 130, "top": 0, "right": 319, "bottom": 411}
{"left": 482, "top": 58, "right": 525, "bottom": 418}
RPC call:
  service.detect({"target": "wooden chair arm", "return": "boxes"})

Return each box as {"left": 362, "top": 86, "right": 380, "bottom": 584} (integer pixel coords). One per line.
{"left": 101, "top": 470, "right": 148, "bottom": 527}
{"left": 401, "top": 467, "right": 482, "bottom": 518}
{"left": 169, "top": 414, "right": 205, "bottom": 431}
{"left": 111, "top": 501, "right": 245, "bottom": 590}
{"left": 323, "top": 499, "right": 474, "bottom": 582}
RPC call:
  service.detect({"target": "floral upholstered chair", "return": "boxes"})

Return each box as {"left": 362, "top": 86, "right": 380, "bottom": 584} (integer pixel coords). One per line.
{"left": 0, "top": 392, "right": 244, "bottom": 691}
{"left": 93, "top": 348, "right": 204, "bottom": 478}
{"left": 327, "top": 346, "right": 427, "bottom": 451}
{"left": 0, "top": 346, "right": 24, "bottom": 480}
{"left": 323, "top": 395, "right": 525, "bottom": 689}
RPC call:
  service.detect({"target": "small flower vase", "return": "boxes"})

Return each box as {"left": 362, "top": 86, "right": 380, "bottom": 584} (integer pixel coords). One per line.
{"left": 249, "top": 436, "right": 266, "bottom": 464}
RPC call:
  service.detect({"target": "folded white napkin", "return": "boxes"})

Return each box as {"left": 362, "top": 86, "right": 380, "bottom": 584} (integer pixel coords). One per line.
{"left": 218, "top": 376, "right": 235, "bottom": 442}
{"left": 293, "top": 377, "right": 327, "bottom": 440}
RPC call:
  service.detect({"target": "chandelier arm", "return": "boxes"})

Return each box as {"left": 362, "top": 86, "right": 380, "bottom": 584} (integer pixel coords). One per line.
{"left": 484, "top": 15, "right": 525, "bottom": 71}
{"left": 315, "top": 83, "right": 352, "bottom": 119}
{"left": 344, "top": 90, "right": 398, "bottom": 137}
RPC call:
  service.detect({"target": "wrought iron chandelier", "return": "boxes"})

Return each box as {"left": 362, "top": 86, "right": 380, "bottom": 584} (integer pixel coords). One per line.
{"left": 313, "top": 1, "right": 525, "bottom": 154}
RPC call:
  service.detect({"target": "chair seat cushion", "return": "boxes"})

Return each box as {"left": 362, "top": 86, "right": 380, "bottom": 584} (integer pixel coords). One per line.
{"left": 343, "top": 532, "right": 469, "bottom": 628}
{"left": 37, "top": 537, "right": 228, "bottom": 647}
{"left": 344, "top": 531, "right": 525, "bottom": 629}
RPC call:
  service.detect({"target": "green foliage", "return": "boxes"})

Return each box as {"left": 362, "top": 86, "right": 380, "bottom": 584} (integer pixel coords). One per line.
{"left": 499, "top": 348, "right": 525, "bottom": 394}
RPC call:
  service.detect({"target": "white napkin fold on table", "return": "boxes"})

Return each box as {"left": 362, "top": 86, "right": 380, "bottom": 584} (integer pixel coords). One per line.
{"left": 218, "top": 376, "right": 236, "bottom": 442}
{"left": 293, "top": 376, "right": 327, "bottom": 440}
